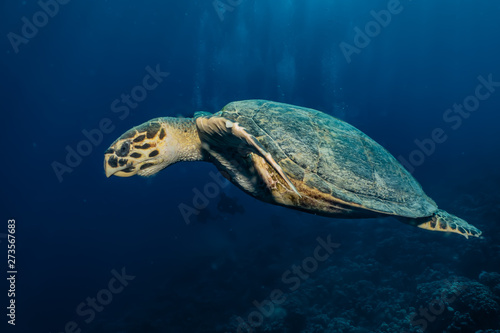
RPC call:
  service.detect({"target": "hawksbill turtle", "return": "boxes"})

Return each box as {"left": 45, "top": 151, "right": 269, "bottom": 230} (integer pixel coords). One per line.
{"left": 104, "top": 100, "right": 482, "bottom": 238}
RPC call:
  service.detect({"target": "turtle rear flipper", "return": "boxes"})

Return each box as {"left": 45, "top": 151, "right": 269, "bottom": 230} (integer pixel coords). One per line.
{"left": 402, "top": 209, "right": 482, "bottom": 239}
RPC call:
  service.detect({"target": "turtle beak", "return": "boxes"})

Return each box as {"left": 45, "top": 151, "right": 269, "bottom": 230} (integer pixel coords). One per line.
{"left": 104, "top": 149, "right": 124, "bottom": 178}
{"left": 104, "top": 153, "right": 117, "bottom": 178}
{"left": 104, "top": 164, "right": 114, "bottom": 178}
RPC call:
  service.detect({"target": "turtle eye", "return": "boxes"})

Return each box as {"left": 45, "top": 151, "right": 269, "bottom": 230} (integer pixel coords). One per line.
{"left": 117, "top": 141, "right": 130, "bottom": 157}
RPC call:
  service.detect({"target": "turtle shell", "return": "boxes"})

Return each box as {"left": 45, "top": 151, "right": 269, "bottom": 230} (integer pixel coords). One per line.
{"left": 215, "top": 100, "right": 437, "bottom": 218}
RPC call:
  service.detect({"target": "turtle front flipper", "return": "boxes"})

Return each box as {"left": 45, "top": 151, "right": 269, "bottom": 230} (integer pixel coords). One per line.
{"left": 403, "top": 209, "right": 482, "bottom": 239}
{"left": 196, "top": 116, "right": 301, "bottom": 197}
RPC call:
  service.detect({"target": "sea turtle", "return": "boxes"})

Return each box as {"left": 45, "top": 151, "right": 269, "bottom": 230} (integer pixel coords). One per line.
{"left": 104, "top": 100, "right": 482, "bottom": 238}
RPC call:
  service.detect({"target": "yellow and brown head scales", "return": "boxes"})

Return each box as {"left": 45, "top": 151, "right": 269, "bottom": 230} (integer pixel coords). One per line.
{"left": 104, "top": 118, "right": 169, "bottom": 177}
{"left": 104, "top": 117, "right": 204, "bottom": 178}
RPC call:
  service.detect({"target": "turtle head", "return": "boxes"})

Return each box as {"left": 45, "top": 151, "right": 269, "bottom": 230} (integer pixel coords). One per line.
{"left": 104, "top": 118, "right": 173, "bottom": 178}
{"left": 104, "top": 117, "right": 203, "bottom": 178}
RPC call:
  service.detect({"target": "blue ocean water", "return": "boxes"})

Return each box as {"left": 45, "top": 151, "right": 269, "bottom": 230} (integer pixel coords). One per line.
{"left": 1, "top": 1, "right": 500, "bottom": 332}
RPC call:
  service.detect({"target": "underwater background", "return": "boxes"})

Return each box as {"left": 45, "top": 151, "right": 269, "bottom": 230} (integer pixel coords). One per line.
{"left": 1, "top": 0, "right": 500, "bottom": 332}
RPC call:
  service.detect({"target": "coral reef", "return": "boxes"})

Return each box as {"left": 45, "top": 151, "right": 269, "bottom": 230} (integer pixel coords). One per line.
{"left": 413, "top": 276, "right": 499, "bottom": 332}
